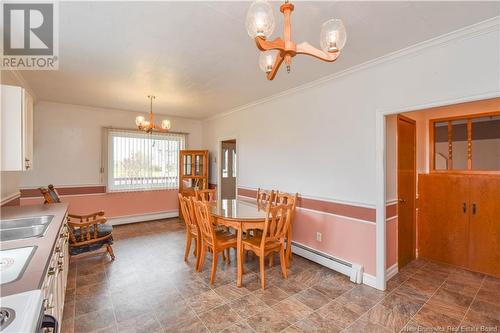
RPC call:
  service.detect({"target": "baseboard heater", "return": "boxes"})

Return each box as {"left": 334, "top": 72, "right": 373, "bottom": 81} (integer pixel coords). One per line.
{"left": 291, "top": 241, "right": 364, "bottom": 284}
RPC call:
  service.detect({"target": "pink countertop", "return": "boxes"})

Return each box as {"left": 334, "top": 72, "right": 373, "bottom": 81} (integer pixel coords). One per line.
{"left": 1, "top": 203, "right": 68, "bottom": 296}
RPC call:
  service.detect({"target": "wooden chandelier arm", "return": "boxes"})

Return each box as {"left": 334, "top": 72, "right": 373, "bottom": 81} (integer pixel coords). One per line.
{"left": 296, "top": 42, "right": 340, "bottom": 62}
{"left": 267, "top": 52, "right": 285, "bottom": 80}
{"left": 255, "top": 37, "right": 285, "bottom": 52}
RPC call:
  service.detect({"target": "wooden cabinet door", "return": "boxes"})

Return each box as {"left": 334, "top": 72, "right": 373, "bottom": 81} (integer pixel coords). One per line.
{"left": 418, "top": 174, "right": 470, "bottom": 268}
{"left": 468, "top": 175, "right": 500, "bottom": 277}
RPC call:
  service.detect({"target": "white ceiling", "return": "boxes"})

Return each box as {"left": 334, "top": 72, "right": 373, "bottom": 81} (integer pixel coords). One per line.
{"left": 19, "top": 1, "right": 500, "bottom": 119}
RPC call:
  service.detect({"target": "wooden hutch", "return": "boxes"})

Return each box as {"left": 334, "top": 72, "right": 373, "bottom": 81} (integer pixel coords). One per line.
{"left": 179, "top": 150, "right": 209, "bottom": 197}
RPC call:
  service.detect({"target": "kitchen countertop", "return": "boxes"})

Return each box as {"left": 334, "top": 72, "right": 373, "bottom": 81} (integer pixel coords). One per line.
{"left": 0, "top": 203, "right": 68, "bottom": 296}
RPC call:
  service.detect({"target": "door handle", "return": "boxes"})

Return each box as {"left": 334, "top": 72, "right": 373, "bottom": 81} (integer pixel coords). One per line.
{"left": 472, "top": 202, "right": 477, "bottom": 215}
{"left": 462, "top": 202, "right": 467, "bottom": 213}
{"left": 398, "top": 198, "right": 406, "bottom": 203}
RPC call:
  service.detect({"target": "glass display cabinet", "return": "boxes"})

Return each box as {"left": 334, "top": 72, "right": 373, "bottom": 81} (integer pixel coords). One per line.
{"left": 179, "top": 150, "right": 209, "bottom": 196}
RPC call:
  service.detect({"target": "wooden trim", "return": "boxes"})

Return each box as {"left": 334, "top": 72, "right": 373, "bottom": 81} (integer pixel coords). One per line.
{"left": 238, "top": 187, "right": 376, "bottom": 222}
{"left": 20, "top": 186, "right": 106, "bottom": 198}
{"left": 428, "top": 110, "right": 500, "bottom": 123}
{"left": 385, "top": 203, "right": 397, "bottom": 219}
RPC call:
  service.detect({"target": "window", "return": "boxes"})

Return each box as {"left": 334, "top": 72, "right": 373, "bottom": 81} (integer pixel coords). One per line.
{"left": 107, "top": 129, "right": 185, "bottom": 192}
{"left": 430, "top": 113, "right": 500, "bottom": 172}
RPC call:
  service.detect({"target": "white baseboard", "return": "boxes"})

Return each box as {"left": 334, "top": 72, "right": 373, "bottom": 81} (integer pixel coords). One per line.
{"left": 363, "top": 264, "right": 399, "bottom": 289}
{"left": 108, "top": 210, "right": 178, "bottom": 226}
{"left": 363, "top": 273, "right": 377, "bottom": 288}
{"left": 386, "top": 263, "right": 399, "bottom": 280}
{"left": 1, "top": 191, "right": 21, "bottom": 206}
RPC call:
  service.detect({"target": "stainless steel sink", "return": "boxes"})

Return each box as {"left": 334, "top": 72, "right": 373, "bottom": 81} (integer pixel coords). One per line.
{"left": 0, "top": 215, "right": 54, "bottom": 241}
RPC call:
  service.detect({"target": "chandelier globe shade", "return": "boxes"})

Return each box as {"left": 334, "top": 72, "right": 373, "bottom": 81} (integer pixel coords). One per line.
{"left": 161, "top": 119, "right": 171, "bottom": 130}
{"left": 246, "top": 0, "right": 346, "bottom": 80}
{"left": 320, "top": 19, "right": 347, "bottom": 53}
{"left": 135, "top": 115, "right": 145, "bottom": 126}
{"left": 259, "top": 51, "right": 278, "bottom": 73}
{"left": 245, "top": 0, "right": 275, "bottom": 39}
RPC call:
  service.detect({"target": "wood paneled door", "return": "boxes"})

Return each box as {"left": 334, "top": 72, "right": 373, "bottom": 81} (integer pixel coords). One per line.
{"left": 418, "top": 173, "right": 500, "bottom": 277}
{"left": 468, "top": 175, "right": 500, "bottom": 276}
{"left": 418, "top": 174, "right": 470, "bottom": 268}
{"left": 397, "top": 115, "right": 417, "bottom": 268}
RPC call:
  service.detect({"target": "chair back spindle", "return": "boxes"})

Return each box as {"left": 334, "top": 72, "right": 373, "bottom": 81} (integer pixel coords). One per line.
{"left": 195, "top": 189, "right": 216, "bottom": 202}
{"left": 193, "top": 199, "right": 217, "bottom": 247}
{"left": 256, "top": 188, "right": 276, "bottom": 208}
{"left": 261, "top": 203, "right": 293, "bottom": 247}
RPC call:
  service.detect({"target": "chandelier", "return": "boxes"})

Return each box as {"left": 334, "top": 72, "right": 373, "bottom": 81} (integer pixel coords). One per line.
{"left": 135, "top": 95, "right": 171, "bottom": 133}
{"left": 246, "top": 0, "right": 347, "bottom": 80}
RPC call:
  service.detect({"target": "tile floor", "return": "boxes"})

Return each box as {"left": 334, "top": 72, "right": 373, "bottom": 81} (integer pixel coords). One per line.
{"left": 62, "top": 218, "right": 500, "bottom": 333}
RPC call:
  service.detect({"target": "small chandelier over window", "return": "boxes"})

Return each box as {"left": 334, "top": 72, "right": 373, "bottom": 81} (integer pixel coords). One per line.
{"left": 246, "top": 0, "right": 347, "bottom": 80}
{"left": 135, "top": 95, "right": 171, "bottom": 133}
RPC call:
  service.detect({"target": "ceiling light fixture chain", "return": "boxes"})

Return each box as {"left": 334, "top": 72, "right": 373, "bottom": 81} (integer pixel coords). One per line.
{"left": 246, "top": 0, "right": 347, "bottom": 80}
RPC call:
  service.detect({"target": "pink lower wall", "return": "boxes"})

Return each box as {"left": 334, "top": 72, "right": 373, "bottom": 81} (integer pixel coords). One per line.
{"left": 386, "top": 218, "right": 398, "bottom": 269}
{"left": 292, "top": 209, "right": 377, "bottom": 275}
{"left": 20, "top": 190, "right": 179, "bottom": 218}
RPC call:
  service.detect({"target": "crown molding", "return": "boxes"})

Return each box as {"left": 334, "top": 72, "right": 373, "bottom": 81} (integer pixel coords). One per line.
{"left": 9, "top": 70, "right": 37, "bottom": 101}
{"left": 204, "top": 16, "right": 500, "bottom": 122}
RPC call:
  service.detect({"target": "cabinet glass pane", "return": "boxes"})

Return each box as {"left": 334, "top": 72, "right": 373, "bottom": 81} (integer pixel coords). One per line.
{"left": 183, "top": 155, "right": 192, "bottom": 176}
{"left": 451, "top": 120, "right": 468, "bottom": 170}
{"left": 471, "top": 116, "right": 500, "bottom": 170}
{"left": 194, "top": 154, "right": 203, "bottom": 176}
{"left": 434, "top": 121, "right": 449, "bottom": 170}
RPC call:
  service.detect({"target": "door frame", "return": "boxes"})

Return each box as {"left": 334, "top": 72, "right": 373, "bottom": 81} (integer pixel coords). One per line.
{"left": 375, "top": 92, "right": 499, "bottom": 291}
{"left": 216, "top": 136, "right": 239, "bottom": 201}
{"left": 396, "top": 114, "right": 417, "bottom": 268}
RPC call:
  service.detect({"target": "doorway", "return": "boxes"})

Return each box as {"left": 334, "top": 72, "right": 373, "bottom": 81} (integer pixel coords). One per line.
{"left": 220, "top": 139, "right": 237, "bottom": 199}
{"left": 397, "top": 115, "right": 417, "bottom": 269}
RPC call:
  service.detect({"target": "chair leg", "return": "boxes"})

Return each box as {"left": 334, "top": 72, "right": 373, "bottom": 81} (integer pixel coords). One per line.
{"left": 269, "top": 254, "right": 274, "bottom": 267}
{"left": 210, "top": 251, "right": 218, "bottom": 285}
{"left": 194, "top": 236, "right": 198, "bottom": 257}
{"left": 226, "top": 248, "right": 231, "bottom": 264}
{"left": 280, "top": 246, "right": 288, "bottom": 279}
{"left": 184, "top": 233, "right": 192, "bottom": 262}
{"left": 195, "top": 238, "right": 201, "bottom": 270}
{"left": 106, "top": 244, "right": 115, "bottom": 260}
{"left": 222, "top": 249, "right": 226, "bottom": 262}
{"left": 259, "top": 255, "right": 266, "bottom": 289}
{"left": 198, "top": 245, "right": 207, "bottom": 272}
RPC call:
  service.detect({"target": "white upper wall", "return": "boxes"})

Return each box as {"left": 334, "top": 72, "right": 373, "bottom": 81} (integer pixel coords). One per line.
{"left": 202, "top": 18, "right": 500, "bottom": 207}
{"left": 20, "top": 102, "right": 203, "bottom": 188}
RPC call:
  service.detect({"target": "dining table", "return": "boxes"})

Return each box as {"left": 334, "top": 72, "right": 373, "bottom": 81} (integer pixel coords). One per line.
{"left": 209, "top": 198, "right": 267, "bottom": 287}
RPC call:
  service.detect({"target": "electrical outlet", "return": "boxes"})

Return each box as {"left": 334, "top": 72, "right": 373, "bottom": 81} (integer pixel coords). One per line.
{"left": 316, "top": 232, "right": 322, "bottom": 242}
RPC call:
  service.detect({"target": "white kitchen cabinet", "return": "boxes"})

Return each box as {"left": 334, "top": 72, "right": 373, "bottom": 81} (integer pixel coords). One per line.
{"left": 1, "top": 84, "right": 34, "bottom": 171}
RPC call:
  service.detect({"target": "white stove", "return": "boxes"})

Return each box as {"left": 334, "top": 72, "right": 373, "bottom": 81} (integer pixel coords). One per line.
{"left": 0, "top": 290, "right": 42, "bottom": 333}
{"left": 0, "top": 247, "right": 36, "bottom": 285}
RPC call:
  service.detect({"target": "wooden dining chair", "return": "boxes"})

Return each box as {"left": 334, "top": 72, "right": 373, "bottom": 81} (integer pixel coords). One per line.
{"left": 256, "top": 188, "right": 277, "bottom": 208}
{"left": 178, "top": 193, "right": 201, "bottom": 267}
{"left": 195, "top": 188, "right": 216, "bottom": 202}
{"left": 39, "top": 185, "right": 115, "bottom": 260}
{"left": 193, "top": 199, "right": 237, "bottom": 285}
{"left": 275, "top": 192, "right": 299, "bottom": 267}
{"left": 242, "top": 202, "right": 293, "bottom": 289}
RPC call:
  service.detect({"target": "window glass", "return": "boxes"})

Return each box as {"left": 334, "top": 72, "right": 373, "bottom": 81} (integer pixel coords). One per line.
{"left": 434, "top": 121, "right": 449, "bottom": 170}
{"left": 451, "top": 119, "right": 468, "bottom": 170}
{"left": 107, "top": 129, "right": 185, "bottom": 192}
{"left": 471, "top": 116, "right": 500, "bottom": 170}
